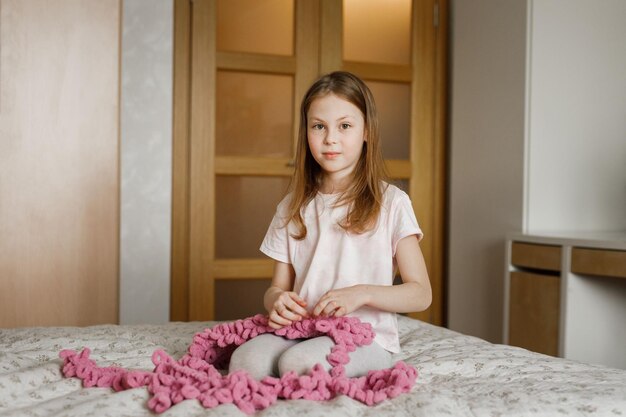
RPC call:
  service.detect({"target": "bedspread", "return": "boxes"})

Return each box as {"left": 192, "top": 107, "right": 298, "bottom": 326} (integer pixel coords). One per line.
{"left": 1, "top": 316, "right": 625, "bottom": 416}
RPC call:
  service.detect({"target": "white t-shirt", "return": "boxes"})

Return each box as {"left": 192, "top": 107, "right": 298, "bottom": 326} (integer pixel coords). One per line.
{"left": 260, "top": 183, "right": 423, "bottom": 353}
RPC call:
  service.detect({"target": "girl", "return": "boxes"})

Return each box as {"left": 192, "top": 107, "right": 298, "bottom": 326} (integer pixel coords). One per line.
{"left": 229, "top": 71, "right": 432, "bottom": 379}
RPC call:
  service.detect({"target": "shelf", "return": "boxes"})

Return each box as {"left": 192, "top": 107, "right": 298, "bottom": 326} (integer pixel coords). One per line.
{"left": 505, "top": 231, "right": 626, "bottom": 369}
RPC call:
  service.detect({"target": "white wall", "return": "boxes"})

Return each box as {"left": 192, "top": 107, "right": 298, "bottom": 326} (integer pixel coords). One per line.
{"left": 448, "top": 0, "right": 528, "bottom": 343}
{"left": 526, "top": 0, "right": 626, "bottom": 232}
{"left": 120, "top": 0, "right": 173, "bottom": 324}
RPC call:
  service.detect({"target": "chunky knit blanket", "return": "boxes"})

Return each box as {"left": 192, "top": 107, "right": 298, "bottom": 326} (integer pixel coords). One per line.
{"left": 59, "top": 314, "right": 418, "bottom": 414}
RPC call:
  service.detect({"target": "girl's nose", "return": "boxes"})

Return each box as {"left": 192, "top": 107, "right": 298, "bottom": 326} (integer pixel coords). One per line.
{"left": 323, "top": 129, "right": 337, "bottom": 145}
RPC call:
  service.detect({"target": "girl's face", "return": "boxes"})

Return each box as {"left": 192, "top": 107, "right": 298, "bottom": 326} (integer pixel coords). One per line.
{"left": 307, "top": 93, "right": 366, "bottom": 186}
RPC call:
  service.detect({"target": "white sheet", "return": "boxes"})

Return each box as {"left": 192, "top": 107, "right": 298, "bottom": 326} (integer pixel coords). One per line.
{"left": 1, "top": 316, "right": 624, "bottom": 416}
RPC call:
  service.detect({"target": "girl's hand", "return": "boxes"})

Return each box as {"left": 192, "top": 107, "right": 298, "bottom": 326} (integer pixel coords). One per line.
{"left": 268, "top": 291, "right": 309, "bottom": 329}
{"left": 313, "top": 286, "right": 367, "bottom": 318}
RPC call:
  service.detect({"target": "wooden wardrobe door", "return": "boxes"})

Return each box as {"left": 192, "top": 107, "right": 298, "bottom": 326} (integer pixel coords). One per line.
{"left": 172, "top": 0, "right": 319, "bottom": 321}
{"left": 172, "top": 0, "right": 446, "bottom": 325}
{"left": 0, "top": 0, "right": 120, "bottom": 327}
{"left": 322, "top": 0, "right": 447, "bottom": 325}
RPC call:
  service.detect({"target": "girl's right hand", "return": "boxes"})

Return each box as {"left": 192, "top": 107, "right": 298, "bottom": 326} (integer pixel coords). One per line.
{"left": 268, "top": 291, "right": 308, "bottom": 329}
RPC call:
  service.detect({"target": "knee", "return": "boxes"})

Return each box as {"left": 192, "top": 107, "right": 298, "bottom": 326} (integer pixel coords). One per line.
{"left": 277, "top": 348, "right": 329, "bottom": 377}
{"left": 277, "top": 349, "right": 308, "bottom": 376}
{"left": 229, "top": 345, "right": 272, "bottom": 380}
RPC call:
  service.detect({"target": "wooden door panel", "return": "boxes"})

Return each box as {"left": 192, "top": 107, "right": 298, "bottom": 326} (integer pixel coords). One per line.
{"left": 215, "top": 176, "right": 291, "bottom": 259}
{"left": 216, "top": 0, "right": 294, "bottom": 56}
{"left": 343, "top": 0, "right": 412, "bottom": 66}
{"left": 367, "top": 81, "right": 412, "bottom": 160}
{"left": 216, "top": 71, "right": 294, "bottom": 158}
{"left": 215, "top": 279, "right": 271, "bottom": 320}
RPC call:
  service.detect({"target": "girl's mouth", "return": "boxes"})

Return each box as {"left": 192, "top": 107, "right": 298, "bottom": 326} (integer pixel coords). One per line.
{"left": 322, "top": 152, "right": 340, "bottom": 159}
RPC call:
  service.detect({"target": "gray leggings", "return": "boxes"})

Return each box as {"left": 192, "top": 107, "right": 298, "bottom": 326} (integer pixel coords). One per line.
{"left": 228, "top": 333, "right": 392, "bottom": 380}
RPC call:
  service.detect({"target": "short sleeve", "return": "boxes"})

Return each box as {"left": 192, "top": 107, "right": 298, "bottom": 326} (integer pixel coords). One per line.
{"left": 391, "top": 191, "right": 423, "bottom": 256}
{"left": 259, "top": 196, "right": 291, "bottom": 264}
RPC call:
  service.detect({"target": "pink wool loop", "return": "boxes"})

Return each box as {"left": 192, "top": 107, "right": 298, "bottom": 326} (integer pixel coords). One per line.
{"left": 59, "top": 315, "right": 418, "bottom": 414}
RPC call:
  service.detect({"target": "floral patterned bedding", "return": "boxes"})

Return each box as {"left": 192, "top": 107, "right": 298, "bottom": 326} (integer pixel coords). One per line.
{"left": 1, "top": 316, "right": 624, "bottom": 416}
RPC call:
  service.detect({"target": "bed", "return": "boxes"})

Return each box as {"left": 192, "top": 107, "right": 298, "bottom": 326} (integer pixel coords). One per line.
{"left": 1, "top": 316, "right": 624, "bottom": 416}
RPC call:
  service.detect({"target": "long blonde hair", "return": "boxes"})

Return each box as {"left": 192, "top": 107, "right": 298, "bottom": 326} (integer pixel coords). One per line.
{"left": 286, "top": 71, "right": 388, "bottom": 239}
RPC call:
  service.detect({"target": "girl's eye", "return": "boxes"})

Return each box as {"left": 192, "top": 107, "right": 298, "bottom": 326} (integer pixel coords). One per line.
{"left": 341, "top": 123, "right": 351, "bottom": 129}
{"left": 311, "top": 124, "right": 324, "bottom": 130}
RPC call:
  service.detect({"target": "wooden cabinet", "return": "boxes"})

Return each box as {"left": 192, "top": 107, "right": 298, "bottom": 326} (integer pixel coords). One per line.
{"left": 508, "top": 271, "right": 560, "bottom": 356}
{"left": 504, "top": 232, "right": 626, "bottom": 369}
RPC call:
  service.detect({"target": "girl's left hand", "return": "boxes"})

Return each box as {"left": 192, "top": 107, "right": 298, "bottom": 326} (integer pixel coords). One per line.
{"left": 313, "top": 285, "right": 367, "bottom": 317}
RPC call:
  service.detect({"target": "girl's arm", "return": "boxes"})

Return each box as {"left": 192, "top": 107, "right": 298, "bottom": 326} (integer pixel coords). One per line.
{"left": 264, "top": 261, "right": 309, "bottom": 329}
{"left": 313, "top": 234, "right": 432, "bottom": 316}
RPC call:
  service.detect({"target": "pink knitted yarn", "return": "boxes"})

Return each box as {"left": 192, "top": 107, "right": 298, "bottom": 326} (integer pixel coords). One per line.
{"left": 60, "top": 315, "right": 417, "bottom": 414}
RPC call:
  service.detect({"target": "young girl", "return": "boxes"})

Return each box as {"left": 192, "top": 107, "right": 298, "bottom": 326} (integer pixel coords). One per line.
{"left": 229, "top": 71, "right": 432, "bottom": 380}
